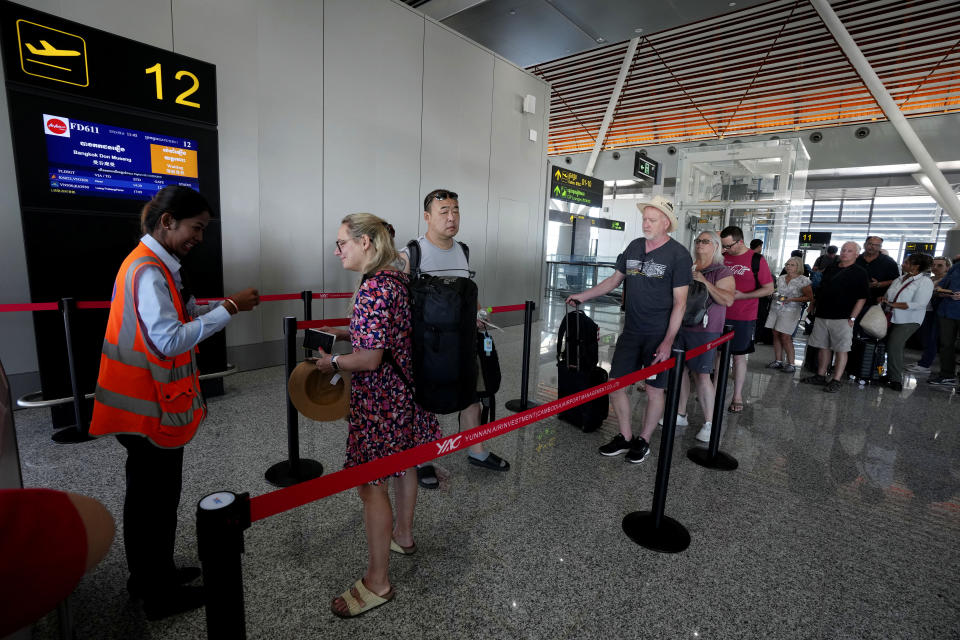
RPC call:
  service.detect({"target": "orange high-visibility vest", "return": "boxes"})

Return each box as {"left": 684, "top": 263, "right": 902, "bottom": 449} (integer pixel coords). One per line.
{"left": 89, "top": 242, "right": 206, "bottom": 448}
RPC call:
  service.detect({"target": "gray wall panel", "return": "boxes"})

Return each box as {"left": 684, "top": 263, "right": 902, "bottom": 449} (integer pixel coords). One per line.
{"left": 419, "top": 22, "right": 494, "bottom": 299}
{"left": 256, "top": 0, "right": 325, "bottom": 342}
{"left": 322, "top": 0, "right": 424, "bottom": 318}
{"left": 486, "top": 58, "right": 549, "bottom": 308}
{"left": 174, "top": 0, "right": 263, "bottom": 346}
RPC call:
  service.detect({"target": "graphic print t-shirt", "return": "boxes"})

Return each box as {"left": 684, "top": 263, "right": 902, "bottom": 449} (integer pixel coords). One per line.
{"left": 615, "top": 237, "right": 692, "bottom": 335}
{"left": 723, "top": 250, "right": 773, "bottom": 321}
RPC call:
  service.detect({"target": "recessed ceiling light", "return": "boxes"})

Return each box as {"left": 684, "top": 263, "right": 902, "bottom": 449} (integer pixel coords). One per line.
{"left": 634, "top": 28, "right": 643, "bottom": 33}
{"left": 728, "top": 2, "right": 736, "bottom": 6}
{"left": 508, "top": 9, "right": 517, "bottom": 15}
{"left": 596, "top": 37, "right": 605, "bottom": 43}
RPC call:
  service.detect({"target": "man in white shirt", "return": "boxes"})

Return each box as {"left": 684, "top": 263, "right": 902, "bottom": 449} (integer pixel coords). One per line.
{"left": 400, "top": 189, "right": 509, "bottom": 488}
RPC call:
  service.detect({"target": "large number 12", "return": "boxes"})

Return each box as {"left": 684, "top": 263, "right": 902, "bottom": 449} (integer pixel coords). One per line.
{"left": 145, "top": 63, "right": 201, "bottom": 109}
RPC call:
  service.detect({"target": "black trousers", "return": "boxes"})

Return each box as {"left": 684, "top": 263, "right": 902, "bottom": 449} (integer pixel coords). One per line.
{"left": 117, "top": 434, "right": 184, "bottom": 595}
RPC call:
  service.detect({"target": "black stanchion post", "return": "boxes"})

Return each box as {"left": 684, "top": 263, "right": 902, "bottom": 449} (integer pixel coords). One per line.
{"left": 687, "top": 326, "right": 739, "bottom": 470}
{"left": 622, "top": 348, "right": 691, "bottom": 553}
{"left": 197, "top": 491, "right": 251, "bottom": 640}
{"left": 264, "top": 316, "right": 323, "bottom": 487}
{"left": 52, "top": 297, "right": 93, "bottom": 444}
{"left": 301, "top": 290, "right": 313, "bottom": 360}
{"left": 506, "top": 300, "right": 541, "bottom": 412}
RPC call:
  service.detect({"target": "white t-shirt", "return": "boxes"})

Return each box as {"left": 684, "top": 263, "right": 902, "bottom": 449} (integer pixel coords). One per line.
{"left": 401, "top": 235, "right": 469, "bottom": 277}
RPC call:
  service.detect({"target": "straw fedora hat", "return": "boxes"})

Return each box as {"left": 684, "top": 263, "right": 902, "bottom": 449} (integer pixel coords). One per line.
{"left": 287, "top": 361, "right": 350, "bottom": 421}
{"left": 636, "top": 195, "right": 679, "bottom": 233}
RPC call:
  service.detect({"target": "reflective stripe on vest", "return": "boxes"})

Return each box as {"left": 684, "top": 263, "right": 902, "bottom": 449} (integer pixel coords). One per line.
{"left": 90, "top": 243, "right": 205, "bottom": 447}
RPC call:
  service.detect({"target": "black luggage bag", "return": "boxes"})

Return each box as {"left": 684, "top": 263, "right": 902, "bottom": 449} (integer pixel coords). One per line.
{"left": 754, "top": 295, "right": 773, "bottom": 344}
{"left": 846, "top": 333, "right": 886, "bottom": 383}
{"left": 556, "top": 306, "right": 608, "bottom": 432}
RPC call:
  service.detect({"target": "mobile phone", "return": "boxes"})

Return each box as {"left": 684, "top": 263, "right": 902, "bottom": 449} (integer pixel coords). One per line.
{"left": 303, "top": 329, "right": 335, "bottom": 353}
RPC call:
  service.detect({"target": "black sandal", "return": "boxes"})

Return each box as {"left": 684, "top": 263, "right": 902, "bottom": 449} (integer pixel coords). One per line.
{"left": 417, "top": 464, "right": 439, "bottom": 489}
{"left": 467, "top": 452, "right": 510, "bottom": 471}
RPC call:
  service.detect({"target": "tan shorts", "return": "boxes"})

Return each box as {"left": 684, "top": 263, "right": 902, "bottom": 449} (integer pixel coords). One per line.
{"left": 765, "top": 304, "right": 803, "bottom": 335}
{"left": 808, "top": 317, "right": 853, "bottom": 352}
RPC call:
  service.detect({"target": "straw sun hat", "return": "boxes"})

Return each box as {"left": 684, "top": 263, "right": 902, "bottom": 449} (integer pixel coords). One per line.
{"left": 287, "top": 361, "right": 350, "bottom": 421}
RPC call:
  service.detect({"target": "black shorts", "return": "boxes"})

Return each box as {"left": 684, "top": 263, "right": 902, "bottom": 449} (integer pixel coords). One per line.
{"left": 728, "top": 319, "right": 756, "bottom": 355}
{"left": 609, "top": 332, "right": 668, "bottom": 389}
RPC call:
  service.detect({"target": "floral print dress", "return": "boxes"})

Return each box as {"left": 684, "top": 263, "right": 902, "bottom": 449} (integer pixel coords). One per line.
{"left": 344, "top": 270, "right": 440, "bottom": 482}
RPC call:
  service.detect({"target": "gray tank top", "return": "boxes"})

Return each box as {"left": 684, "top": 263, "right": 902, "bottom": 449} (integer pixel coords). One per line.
{"left": 402, "top": 235, "right": 469, "bottom": 277}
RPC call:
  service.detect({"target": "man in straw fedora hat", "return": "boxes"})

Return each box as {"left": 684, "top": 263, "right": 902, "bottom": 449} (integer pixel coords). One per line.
{"left": 566, "top": 195, "right": 692, "bottom": 465}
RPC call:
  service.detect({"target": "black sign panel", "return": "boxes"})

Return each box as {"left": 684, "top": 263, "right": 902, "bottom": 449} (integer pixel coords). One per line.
{"left": 905, "top": 241, "right": 936, "bottom": 256}
{"left": 548, "top": 209, "right": 624, "bottom": 231}
{"left": 551, "top": 166, "right": 603, "bottom": 207}
{"left": 798, "top": 231, "right": 831, "bottom": 250}
{"left": 0, "top": 1, "right": 216, "bottom": 124}
{"left": 633, "top": 152, "right": 659, "bottom": 183}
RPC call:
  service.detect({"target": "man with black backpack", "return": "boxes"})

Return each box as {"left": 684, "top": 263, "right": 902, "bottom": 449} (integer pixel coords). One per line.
{"left": 566, "top": 196, "right": 691, "bottom": 465}
{"left": 720, "top": 226, "right": 775, "bottom": 413}
{"left": 400, "top": 188, "right": 510, "bottom": 489}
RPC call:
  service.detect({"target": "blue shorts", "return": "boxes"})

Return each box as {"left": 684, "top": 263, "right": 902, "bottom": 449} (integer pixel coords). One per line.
{"left": 678, "top": 330, "right": 722, "bottom": 374}
{"left": 610, "top": 332, "right": 668, "bottom": 389}
{"left": 728, "top": 319, "right": 756, "bottom": 355}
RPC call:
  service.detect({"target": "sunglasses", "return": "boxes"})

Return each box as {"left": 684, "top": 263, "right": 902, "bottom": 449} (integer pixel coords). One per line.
{"left": 695, "top": 238, "right": 714, "bottom": 245}
{"left": 430, "top": 190, "right": 457, "bottom": 202}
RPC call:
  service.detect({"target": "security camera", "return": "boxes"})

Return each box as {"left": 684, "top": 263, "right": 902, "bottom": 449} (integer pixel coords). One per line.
{"left": 565, "top": 156, "right": 573, "bottom": 164}
{"left": 667, "top": 146, "right": 677, "bottom": 155}
{"left": 809, "top": 131, "right": 823, "bottom": 143}
{"left": 638, "top": 149, "right": 648, "bottom": 157}
{"left": 612, "top": 151, "right": 621, "bottom": 160}
{"left": 855, "top": 126, "right": 870, "bottom": 139}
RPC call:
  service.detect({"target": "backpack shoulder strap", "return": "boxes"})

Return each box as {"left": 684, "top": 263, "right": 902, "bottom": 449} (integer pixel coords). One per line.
{"left": 458, "top": 241, "right": 469, "bottom": 264}
{"left": 406, "top": 239, "right": 421, "bottom": 278}
{"left": 751, "top": 251, "right": 762, "bottom": 290}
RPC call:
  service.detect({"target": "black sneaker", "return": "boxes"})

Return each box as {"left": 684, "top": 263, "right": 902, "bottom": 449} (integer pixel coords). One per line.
{"left": 927, "top": 376, "right": 958, "bottom": 387}
{"left": 128, "top": 566, "right": 202, "bottom": 599}
{"left": 823, "top": 379, "right": 842, "bottom": 393}
{"left": 142, "top": 585, "right": 205, "bottom": 620}
{"left": 801, "top": 374, "right": 828, "bottom": 385}
{"left": 599, "top": 434, "right": 631, "bottom": 457}
{"left": 625, "top": 437, "right": 650, "bottom": 464}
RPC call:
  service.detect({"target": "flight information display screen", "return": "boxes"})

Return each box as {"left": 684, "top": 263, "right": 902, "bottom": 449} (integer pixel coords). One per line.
{"left": 43, "top": 114, "right": 199, "bottom": 200}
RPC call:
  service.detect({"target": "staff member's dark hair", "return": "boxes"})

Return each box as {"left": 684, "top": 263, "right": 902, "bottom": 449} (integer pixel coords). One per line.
{"left": 140, "top": 186, "right": 212, "bottom": 235}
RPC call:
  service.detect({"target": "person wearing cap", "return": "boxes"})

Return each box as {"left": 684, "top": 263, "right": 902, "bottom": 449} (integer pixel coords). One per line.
{"left": 719, "top": 225, "right": 775, "bottom": 413}
{"left": 313, "top": 212, "right": 441, "bottom": 618}
{"left": 566, "top": 195, "right": 692, "bottom": 464}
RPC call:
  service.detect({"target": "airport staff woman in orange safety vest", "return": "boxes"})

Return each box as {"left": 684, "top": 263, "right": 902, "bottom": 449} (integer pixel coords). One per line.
{"left": 89, "top": 186, "right": 259, "bottom": 620}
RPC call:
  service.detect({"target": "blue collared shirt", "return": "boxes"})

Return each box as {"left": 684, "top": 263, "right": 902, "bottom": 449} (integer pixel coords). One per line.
{"left": 136, "top": 234, "right": 231, "bottom": 357}
{"left": 936, "top": 263, "right": 960, "bottom": 320}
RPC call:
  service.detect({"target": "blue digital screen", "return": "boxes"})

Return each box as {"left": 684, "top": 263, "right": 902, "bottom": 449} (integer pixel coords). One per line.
{"left": 43, "top": 114, "right": 200, "bottom": 200}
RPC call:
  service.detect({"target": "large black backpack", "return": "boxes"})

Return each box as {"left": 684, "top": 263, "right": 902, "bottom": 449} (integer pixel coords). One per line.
{"left": 682, "top": 280, "right": 711, "bottom": 327}
{"left": 399, "top": 239, "right": 479, "bottom": 415}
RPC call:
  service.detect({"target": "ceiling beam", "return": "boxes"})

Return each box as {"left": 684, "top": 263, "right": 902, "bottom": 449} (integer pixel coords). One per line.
{"left": 584, "top": 37, "right": 639, "bottom": 177}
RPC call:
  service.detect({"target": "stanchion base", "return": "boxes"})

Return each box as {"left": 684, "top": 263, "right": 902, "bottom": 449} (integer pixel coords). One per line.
{"left": 505, "top": 399, "right": 540, "bottom": 412}
{"left": 622, "top": 511, "right": 690, "bottom": 553}
{"left": 264, "top": 459, "right": 324, "bottom": 487}
{"left": 51, "top": 427, "right": 94, "bottom": 444}
{"left": 686, "top": 447, "right": 739, "bottom": 470}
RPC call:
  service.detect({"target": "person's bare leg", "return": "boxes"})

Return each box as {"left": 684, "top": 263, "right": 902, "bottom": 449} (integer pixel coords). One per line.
{"left": 460, "top": 402, "right": 485, "bottom": 456}
{"left": 391, "top": 470, "right": 418, "bottom": 550}
{"left": 677, "top": 371, "right": 691, "bottom": 418}
{"left": 772, "top": 331, "right": 783, "bottom": 362}
{"left": 731, "top": 354, "right": 747, "bottom": 405}
{"left": 639, "top": 386, "right": 665, "bottom": 442}
{"left": 818, "top": 347, "right": 831, "bottom": 377}
{"left": 782, "top": 332, "right": 796, "bottom": 366}
{"left": 332, "top": 483, "right": 393, "bottom": 615}
{"left": 832, "top": 351, "right": 848, "bottom": 381}
{"left": 695, "top": 373, "right": 715, "bottom": 422}
{"left": 610, "top": 388, "right": 633, "bottom": 440}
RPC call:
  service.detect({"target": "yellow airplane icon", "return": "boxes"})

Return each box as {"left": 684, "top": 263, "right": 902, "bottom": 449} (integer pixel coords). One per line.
{"left": 25, "top": 40, "right": 80, "bottom": 57}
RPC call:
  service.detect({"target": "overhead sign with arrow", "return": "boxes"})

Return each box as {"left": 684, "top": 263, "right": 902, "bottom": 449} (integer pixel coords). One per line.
{"left": 550, "top": 165, "right": 603, "bottom": 208}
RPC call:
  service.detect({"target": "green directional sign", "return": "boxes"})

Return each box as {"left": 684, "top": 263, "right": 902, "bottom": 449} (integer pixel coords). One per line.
{"left": 550, "top": 166, "right": 603, "bottom": 207}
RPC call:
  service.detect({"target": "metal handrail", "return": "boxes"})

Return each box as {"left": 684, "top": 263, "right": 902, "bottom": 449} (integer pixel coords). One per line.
{"left": 16, "top": 364, "right": 238, "bottom": 409}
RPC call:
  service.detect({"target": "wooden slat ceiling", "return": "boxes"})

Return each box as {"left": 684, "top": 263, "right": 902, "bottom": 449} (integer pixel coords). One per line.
{"left": 529, "top": 0, "right": 960, "bottom": 156}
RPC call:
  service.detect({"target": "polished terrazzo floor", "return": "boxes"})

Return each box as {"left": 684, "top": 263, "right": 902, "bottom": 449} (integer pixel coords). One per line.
{"left": 12, "top": 297, "right": 960, "bottom": 639}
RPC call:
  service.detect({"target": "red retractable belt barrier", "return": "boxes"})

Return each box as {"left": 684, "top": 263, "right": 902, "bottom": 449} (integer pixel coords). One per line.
{"left": 250, "top": 329, "right": 734, "bottom": 522}
{"left": 0, "top": 303, "right": 59, "bottom": 312}
{"left": 487, "top": 304, "right": 526, "bottom": 314}
{"left": 0, "top": 290, "right": 355, "bottom": 312}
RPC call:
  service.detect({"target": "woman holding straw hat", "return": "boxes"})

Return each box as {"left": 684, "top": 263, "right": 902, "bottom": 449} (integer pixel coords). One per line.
{"left": 313, "top": 213, "right": 440, "bottom": 618}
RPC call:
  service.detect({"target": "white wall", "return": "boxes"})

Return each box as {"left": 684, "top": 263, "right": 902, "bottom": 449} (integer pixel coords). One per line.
{"left": 0, "top": 0, "right": 550, "bottom": 384}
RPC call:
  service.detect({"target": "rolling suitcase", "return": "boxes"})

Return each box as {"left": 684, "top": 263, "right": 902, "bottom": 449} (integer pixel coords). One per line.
{"left": 557, "top": 305, "right": 608, "bottom": 432}
{"left": 846, "top": 333, "right": 886, "bottom": 383}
